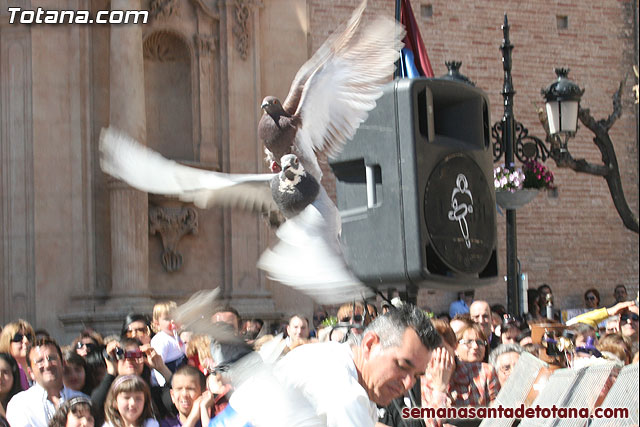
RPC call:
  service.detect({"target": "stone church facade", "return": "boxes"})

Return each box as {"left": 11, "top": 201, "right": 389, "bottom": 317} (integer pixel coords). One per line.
{"left": 0, "top": 0, "right": 637, "bottom": 342}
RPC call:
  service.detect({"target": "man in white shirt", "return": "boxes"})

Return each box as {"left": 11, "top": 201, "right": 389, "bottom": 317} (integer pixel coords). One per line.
{"left": 6, "top": 337, "right": 87, "bottom": 427}
{"left": 220, "top": 303, "right": 441, "bottom": 427}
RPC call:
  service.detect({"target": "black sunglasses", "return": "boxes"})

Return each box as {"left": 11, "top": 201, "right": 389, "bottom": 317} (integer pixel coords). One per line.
{"left": 621, "top": 313, "right": 639, "bottom": 322}
{"left": 76, "top": 342, "right": 97, "bottom": 351}
{"left": 11, "top": 332, "right": 34, "bottom": 343}
{"left": 340, "top": 314, "right": 363, "bottom": 323}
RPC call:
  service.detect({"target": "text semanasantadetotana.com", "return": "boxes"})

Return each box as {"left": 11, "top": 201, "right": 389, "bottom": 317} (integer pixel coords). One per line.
{"left": 402, "top": 405, "right": 630, "bottom": 420}
{"left": 8, "top": 7, "right": 148, "bottom": 24}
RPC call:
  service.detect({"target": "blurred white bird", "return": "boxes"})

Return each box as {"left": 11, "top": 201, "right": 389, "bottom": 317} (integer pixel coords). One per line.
{"left": 171, "top": 289, "right": 323, "bottom": 427}
{"left": 100, "top": 127, "right": 371, "bottom": 304}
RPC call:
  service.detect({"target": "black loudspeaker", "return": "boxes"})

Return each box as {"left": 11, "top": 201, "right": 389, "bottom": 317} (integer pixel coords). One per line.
{"left": 329, "top": 78, "right": 498, "bottom": 290}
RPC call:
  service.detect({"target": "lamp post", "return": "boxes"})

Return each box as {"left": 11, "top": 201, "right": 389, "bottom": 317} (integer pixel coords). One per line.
{"left": 492, "top": 17, "right": 586, "bottom": 315}
{"left": 498, "top": 15, "right": 521, "bottom": 316}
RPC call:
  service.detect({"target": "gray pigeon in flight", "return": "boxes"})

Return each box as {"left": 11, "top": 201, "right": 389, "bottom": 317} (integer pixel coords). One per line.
{"left": 99, "top": 127, "right": 370, "bottom": 304}
{"left": 258, "top": 0, "right": 405, "bottom": 180}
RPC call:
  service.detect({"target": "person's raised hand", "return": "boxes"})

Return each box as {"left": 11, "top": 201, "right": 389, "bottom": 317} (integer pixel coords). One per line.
{"left": 427, "top": 346, "right": 456, "bottom": 393}
{"left": 607, "top": 301, "right": 636, "bottom": 316}
{"left": 103, "top": 341, "right": 120, "bottom": 376}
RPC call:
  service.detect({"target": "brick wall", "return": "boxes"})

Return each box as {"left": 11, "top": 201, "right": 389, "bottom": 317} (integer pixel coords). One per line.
{"left": 309, "top": 0, "right": 639, "bottom": 314}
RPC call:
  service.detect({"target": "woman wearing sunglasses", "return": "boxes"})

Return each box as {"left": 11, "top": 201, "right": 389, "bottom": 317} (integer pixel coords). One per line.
{"left": 71, "top": 329, "right": 104, "bottom": 358}
{"left": 0, "top": 320, "right": 36, "bottom": 390}
{"left": 120, "top": 313, "right": 154, "bottom": 346}
{"left": 584, "top": 288, "right": 601, "bottom": 309}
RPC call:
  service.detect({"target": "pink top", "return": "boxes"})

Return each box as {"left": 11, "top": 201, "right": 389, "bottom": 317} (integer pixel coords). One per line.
{"left": 17, "top": 363, "right": 29, "bottom": 390}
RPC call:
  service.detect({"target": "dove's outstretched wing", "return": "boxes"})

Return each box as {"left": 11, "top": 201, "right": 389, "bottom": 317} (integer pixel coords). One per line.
{"left": 292, "top": 13, "right": 405, "bottom": 178}
{"left": 101, "top": 127, "right": 370, "bottom": 305}
{"left": 171, "top": 289, "right": 225, "bottom": 336}
{"left": 281, "top": 0, "right": 368, "bottom": 115}
{"left": 100, "top": 127, "right": 278, "bottom": 214}
{"left": 257, "top": 189, "right": 373, "bottom": 305}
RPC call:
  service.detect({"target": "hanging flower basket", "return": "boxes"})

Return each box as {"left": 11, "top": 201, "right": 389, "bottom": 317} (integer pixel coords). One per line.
{"left": 495, "top": 188, "right": 539, "bottom": 210}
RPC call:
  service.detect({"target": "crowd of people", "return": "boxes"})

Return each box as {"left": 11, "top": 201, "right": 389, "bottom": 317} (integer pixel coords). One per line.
{"left": 0, "top": 283, "right": 637, "bottom": 427}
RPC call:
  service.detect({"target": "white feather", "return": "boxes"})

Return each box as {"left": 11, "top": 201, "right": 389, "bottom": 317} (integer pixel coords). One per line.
{"left": 258, "top": 189, "right": 373, "bottom": 305}
{"left": 99, "top": 127, "right": 277, "bottom": 212}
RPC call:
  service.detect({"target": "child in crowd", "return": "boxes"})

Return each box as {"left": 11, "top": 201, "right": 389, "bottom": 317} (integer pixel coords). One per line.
{"left": 49, "top": 396, "right": 100, "bottom": 427}
{"left": 151, "top": 301, "right": 186, "bottom": 386}
{"left": 162, "top": 365, "right": 214, "bottom": 427}
{"left": 104, "top": 375, "right": 158, "bottom": 427}
{"left": 63, "top": 351, "right": 96, "bottom": 395}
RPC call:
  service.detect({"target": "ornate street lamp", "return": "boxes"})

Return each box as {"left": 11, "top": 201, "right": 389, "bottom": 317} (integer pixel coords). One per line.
{"left": 537, "top": 73, "right": 639, "bottom": 233}
{"left": 491, "top": 16, "right": 637, "bottom": 316}
{"left": 541, "top": 68, "right": 584, "bottom": 154}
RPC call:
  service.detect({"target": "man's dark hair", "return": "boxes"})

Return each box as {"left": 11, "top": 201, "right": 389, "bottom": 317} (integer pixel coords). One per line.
{"left": 26, "top": 337, "right": 63, "bottom": 368}
{"left": 172, "top": 364, "right": 206, "bottom": 391}
{"left": 252, "top": 318, "right": 264, "bottom": 328}
{"left": 360, "top": 303, "right": 441, "bottom": 350}
{"left": 452, "top": 313, "right": 472, "bottom": 323}
{"left": 538, "top": 284, "right": 552, "bottom": 294}
{"left": 614, "top": 284, "right": 627, "bottom": 292}
{"left": 491, "top": 304, "right": 507, "bottom": 317}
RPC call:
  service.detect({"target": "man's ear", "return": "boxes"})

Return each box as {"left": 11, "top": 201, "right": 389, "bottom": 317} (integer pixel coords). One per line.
{"left": 361, "top": 331, "right": 381, "bottom": 359}
{"left": 27, "top": 366, "right": 36, "bottom": 382}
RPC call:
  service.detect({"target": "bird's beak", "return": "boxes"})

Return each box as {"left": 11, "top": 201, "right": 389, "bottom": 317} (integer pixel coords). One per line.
{"left": 284, "top": 167, "right": 296, "bottom": 181}
{"left": 261, "top": 100, "right": 270, "bottom": 110}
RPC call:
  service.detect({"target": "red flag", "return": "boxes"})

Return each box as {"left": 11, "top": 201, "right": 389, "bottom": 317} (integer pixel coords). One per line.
{"left": 400, "top": 0, "right": 434, "bottom": 77}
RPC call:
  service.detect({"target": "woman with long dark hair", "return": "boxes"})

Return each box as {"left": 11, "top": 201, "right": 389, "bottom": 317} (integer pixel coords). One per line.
{"left": 63, "top": 351, "right": 98, "bottom": 395}
{"left": 121, "top": 313, "right": 154, "bottom": 346}
{"left": 0, "top": 353, "right": 23, "bottom": 422}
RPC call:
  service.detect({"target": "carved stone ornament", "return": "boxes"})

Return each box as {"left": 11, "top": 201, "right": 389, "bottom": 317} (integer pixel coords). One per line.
{"left": 149, "top": 0, "right": 180, "bottom": 20}
{"left": 233, "top": 0, "right": 251, "bottom": 60}
{"left": 194, "top": 34, "right": 217, "bottom": 56}
{"left": 149, "top": 206, "right": 198, "bottom": 273}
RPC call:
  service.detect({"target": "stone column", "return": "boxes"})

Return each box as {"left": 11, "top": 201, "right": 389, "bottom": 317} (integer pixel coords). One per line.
{"left": 107, "top": 0, "right": 151, "bottom": 307}
{"left": 0, "top": 18, "right": 35, "bottom": 323}
{"left": 221, "top": 0, "right": 276, "bottom": 317}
